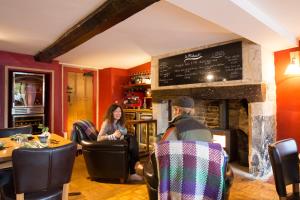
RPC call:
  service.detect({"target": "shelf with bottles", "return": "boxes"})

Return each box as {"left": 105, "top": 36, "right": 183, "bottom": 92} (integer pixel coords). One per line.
{"left": 123, "top": 91, "right": 143, "bottom": 109}
{"left": 123, "top": 78, "right": 152, "bottom": 109}
{"left": 123, "top": 91, "right": 152, "bottom": 109}
{"left": 129, "top": 71, "right": 151, "bottom": 85}
{"left": 123, "top": 83, "right": 151, "bottom": 90}
{"left": 123, "top": 108, "right": 152, "bottom": 113}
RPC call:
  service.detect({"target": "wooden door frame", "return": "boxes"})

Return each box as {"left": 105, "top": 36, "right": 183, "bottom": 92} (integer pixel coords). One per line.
{"left": 62, "top": 66, "right": 98, "bottom": 135}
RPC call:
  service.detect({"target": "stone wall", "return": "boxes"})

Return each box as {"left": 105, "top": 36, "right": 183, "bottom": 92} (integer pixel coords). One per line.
{"left": 194, "top": 100, "right": 219, "bottom": 128}
{"left": 249, "top": 102, "right": 276, "bottom": 177}
{"left": 228, "top": 100, "right": 241, "bottom": 129}
{"left": 193, "top": 99, "right": 249, "bottom": 131}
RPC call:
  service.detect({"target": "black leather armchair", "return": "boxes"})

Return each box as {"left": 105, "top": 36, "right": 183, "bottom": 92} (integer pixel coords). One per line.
{"left": 0, "top": 125, "right": 33, "bottom": 199}
{"left": 144, "top": 152, "right": 159, "bottom": 200}
{"left": 81, "top": 140, "right": 128, "bottom": 183}
{"left": 144, "top": 152, "right": 233, "bottom": 200}
{"left": 72, "top": 121, "right": 129, "bottom": 183}
{"left": 2, "top": 143, "right": 77, "bottom": 200}
{"left": 268, "top": 138, "right": 300, "bottom": 200}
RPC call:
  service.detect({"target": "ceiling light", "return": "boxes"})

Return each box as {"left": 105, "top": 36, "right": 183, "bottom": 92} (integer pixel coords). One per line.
{"left": 284, "top": 51, "right": 300, "bottom": 75}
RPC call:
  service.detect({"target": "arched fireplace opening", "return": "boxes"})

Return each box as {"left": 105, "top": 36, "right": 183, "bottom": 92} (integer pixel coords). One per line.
{"left": 152, "top": 84, "right": 276, "bottom": 178}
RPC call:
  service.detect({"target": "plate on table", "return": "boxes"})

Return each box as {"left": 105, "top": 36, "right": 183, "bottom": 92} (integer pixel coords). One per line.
{"left": 22, "top": 141, "right": 48, "bottom": 148}
{"left": 10, "top": 134, "right": 33, "bottom": 141}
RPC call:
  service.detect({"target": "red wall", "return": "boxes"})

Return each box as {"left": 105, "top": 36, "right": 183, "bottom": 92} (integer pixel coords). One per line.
{"left": 97, "top": 63, "right": 150, "bottom": 128}
{"left": 0, "top": 50, "right": 63, "bottom": 134}
{"left": 275, "top": 44, "right": 300, "bottom": 146}
{"left": 0, "top": 50, "right": 150, "bottom": 133}
{"left": 128, "top": 62, "right": 151, "bottom": 75}
{"left": 98, "top": 68, "right": 129, "bottom": 126}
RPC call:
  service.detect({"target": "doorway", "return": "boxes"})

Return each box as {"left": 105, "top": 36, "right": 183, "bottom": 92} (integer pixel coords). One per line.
{"left": 64, "top": 69, "right": 96, "bottom": 137}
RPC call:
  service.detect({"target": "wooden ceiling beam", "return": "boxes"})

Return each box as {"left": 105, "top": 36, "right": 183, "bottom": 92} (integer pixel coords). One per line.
{"left": 34, "top": 0, "right": 159, "bottom": 62}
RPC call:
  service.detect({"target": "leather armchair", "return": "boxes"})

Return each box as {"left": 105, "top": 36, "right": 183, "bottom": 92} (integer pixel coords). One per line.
{"left": 72, "top": 121, "right": 129, "bottom": 183}
{"left": 144, "top": 152, "right": 233, "bottom": 200}
{"left": 268, "top": 139, "right": 300, "bottom": 200}
{"left": 0, "top": 125, "right": 33, "bottom": 199}
{"left": 2, "top": 143, "right": 76, "bottom": 200}
{"left": 144, "top": 152, "right": 158, "bottom": 200}
{"left": 81, "top": 140, "right": 128, "bottom": 183}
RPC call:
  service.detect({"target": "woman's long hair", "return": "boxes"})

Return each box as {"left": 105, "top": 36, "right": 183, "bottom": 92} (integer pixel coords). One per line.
{"left": 104, "top": 103, "right": 125, "bottom": 126}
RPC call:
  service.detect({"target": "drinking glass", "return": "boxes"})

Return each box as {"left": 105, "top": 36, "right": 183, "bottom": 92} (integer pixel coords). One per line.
{"left": 119, "top": 127, "right": 127, "bottom": 135}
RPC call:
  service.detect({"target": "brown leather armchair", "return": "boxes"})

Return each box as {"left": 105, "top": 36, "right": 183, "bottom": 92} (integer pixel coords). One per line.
{"left": 72, "top": 121, "right": 129, "bottom": 183}
{"left": 144, "top": 152, "right": 234, "bottom": 200}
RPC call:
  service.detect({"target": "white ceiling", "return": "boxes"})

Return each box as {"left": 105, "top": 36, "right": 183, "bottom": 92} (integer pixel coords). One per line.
{"left": 0, "top": 0, "right": 299, "bottom": 69}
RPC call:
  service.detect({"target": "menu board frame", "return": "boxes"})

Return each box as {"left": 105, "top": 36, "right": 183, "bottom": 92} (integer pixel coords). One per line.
{"left": 158, "top": 41, "right": 243, "bottom": 86}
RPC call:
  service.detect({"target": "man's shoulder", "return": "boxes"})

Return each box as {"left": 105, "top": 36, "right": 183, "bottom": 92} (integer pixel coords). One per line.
{"left": 174, "top": 117, "right": 208, "bottom": 131}
{"left": 161, "top": 127, "right": 177, "bottom": 141}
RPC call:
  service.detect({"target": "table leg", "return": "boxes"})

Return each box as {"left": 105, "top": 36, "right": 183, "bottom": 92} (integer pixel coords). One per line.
{"left": 146, "top": 123, "right": 150, "bottom": 153}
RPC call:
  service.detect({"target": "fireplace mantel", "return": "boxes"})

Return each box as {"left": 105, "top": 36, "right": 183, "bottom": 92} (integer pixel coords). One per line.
{"left": 151, "top": 40, "right": 276, "bottom": 178}
{"left": 152, "top": 83, "right": 266, "bottom": 103}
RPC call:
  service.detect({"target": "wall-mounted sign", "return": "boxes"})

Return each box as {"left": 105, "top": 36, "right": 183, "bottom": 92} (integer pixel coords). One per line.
{"left": 158, "top": 41, "right": 242, "bottom": 86}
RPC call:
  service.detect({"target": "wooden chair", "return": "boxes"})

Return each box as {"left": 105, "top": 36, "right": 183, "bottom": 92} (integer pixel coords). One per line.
{"left": 2, "top": 142, "right": 76, "bottom": 200}
{"left": 268, "top": 139, "right": 300, "bottom": 200}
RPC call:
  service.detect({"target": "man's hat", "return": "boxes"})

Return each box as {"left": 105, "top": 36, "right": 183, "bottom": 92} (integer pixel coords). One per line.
{"left": 172, "top": 96, "right": 194, "bottom": 108}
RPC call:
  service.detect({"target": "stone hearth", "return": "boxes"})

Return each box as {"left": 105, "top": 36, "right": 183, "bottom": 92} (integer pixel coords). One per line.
{"left": 150, "top": 39, "right": 276, "bottom": 178}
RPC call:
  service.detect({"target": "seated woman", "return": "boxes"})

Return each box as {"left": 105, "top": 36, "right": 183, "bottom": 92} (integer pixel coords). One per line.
{"left": 97, "top": 103, "right": 143, "bottom": 181}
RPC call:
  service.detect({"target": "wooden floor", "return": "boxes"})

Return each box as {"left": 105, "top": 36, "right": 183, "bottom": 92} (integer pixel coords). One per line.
{"left": 69, "top": 156, "right": 281, "bottom": 200}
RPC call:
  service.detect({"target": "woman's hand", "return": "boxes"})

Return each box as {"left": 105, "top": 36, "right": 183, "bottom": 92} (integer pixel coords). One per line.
{"left": 113, "top": 130, "right": 122, "bottom": 139}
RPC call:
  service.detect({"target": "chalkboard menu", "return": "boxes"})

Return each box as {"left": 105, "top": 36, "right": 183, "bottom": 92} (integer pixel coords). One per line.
{"left": 159, "top": 41, "right": 242, "bottom": 86}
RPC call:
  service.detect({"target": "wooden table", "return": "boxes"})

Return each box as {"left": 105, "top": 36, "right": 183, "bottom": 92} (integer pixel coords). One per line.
{"left": 0, "top": 134, "right": 71, "bottom": 168}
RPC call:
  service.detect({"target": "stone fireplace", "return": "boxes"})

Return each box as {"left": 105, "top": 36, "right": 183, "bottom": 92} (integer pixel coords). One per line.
{"left": 150, "top": 39, "right": 276, "bottom": 178}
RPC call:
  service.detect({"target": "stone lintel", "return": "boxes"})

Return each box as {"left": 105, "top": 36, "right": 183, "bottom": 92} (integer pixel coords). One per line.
{"left": 152, "top": 83, "right": 266, "bottom": 103}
